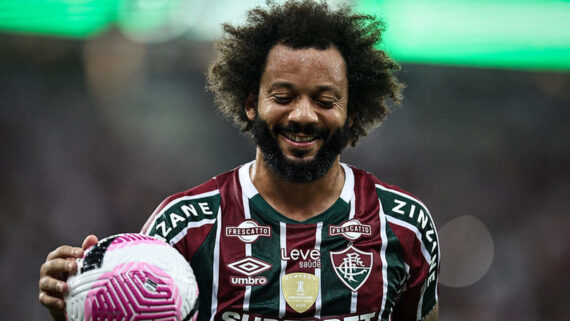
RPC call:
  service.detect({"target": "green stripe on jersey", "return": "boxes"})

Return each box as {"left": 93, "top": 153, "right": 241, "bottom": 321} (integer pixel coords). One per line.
{"left": 191, "top": 220, "right": 219, "bottom": 321}
{"left": 247, "top": 196, "right": 352, "bottom": 315}
{"left": 319, "top": 204, "right": 353, "bottom": 316}
{"left": 380, "top": 223, "right": 407, "bottom": 320}
{"left": 249, "top": 194, "right": 350, "bottom": 224}
{"left": 248, "top": 200, "right": 285, "bottom": 315}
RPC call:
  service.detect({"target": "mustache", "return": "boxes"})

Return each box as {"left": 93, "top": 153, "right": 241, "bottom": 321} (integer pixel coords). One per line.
{"left": 272, "top": 122, "right": 329, "bottom": 138}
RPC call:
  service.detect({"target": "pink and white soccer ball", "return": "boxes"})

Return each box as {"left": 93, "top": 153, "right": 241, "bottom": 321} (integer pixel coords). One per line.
{"left": 65, "top": 233, "right": 199, "bottom": 321}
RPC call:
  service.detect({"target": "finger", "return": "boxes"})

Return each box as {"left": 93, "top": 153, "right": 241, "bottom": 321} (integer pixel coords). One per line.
{"left": 82, "top": 234, "right": 98, "bottom": 251}
{"left": 39, "top": 276, "right": 68, "bottom": 294}
{"left": 39, "top": 291, "right": 65, "bottom": 310}
{"left": 46, "top": 245, "right": 83, "bottom": 261}
{"left": 40, "top": 258, "right": 77, "bottom": 278}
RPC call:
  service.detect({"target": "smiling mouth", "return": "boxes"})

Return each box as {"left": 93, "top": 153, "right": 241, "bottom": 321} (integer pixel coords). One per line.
{"left": 281, "top": 132, "right": 319, "bottom": 143}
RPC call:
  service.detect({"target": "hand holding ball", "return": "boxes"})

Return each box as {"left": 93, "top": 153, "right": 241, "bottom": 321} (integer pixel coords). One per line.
{"left": 65, "top": 233, "right": 199, "bottom": 321}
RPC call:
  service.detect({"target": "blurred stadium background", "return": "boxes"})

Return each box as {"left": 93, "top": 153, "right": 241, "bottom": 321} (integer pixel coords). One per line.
{"left": 0, "top": 0, "right": 569, "bottom": 320}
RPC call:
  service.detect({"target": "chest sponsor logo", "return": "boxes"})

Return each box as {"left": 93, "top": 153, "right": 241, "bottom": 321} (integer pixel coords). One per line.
{"left": 280, "top": 248, "right": 321, "bottom": 269}
{"left": 221, "top": 311, "right": 377, "bottom": 321}
{"left": 281, "top": 273, "right": 319, "bottom": 314}
{"left": 227, "top": 257, "right": 272, "bottom": 286}
{"left": 226, "top": 220, "right": 271, "bottom": 243}
{"left": 330, "top": 245, "right": 373, "bottom": 292}
{"left": 329, "top": 219, "right": 372, "bottom": 241}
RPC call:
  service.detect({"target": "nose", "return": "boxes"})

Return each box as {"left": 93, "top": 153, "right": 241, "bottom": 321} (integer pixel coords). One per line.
{"left": 288, "top": 96, "right": 318, "bottom": 125}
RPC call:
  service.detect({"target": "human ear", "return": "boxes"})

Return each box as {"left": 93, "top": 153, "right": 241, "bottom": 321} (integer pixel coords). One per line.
{"left": 245, "top": 92, "right": 257, "bottom": 121}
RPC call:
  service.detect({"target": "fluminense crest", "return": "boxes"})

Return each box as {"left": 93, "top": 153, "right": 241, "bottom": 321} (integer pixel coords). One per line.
{"left": 330, "top": 245, "right": 373, "bottom": 292}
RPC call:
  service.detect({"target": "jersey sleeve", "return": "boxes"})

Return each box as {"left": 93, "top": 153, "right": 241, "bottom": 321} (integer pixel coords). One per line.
{"left": 376, "top": 183, "right": 440, "bottom": 321}
{"left": 141, "top": 179, "right": 221, "bottom": 261}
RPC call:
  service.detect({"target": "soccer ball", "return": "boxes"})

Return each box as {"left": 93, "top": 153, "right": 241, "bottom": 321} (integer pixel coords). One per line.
{"left": 65, "top": 233, "right": 199, "bottom": 321}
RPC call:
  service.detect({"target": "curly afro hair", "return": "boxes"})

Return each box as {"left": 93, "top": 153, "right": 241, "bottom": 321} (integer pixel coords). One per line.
{"left": 207, "top": 0, "right": 404, "bottom": 146}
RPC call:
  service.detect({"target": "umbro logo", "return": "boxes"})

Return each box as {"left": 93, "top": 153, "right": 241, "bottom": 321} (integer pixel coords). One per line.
{"left": 228, "top": 257, "right": 272, "bottom": 276}
{"left": 227, "top": 257, "right": 272, "bottom": 286}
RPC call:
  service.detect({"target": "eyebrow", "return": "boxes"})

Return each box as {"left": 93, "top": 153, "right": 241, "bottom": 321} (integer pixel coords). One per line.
{"left": 266, "top": 82, "right": 342, "bottom": 97}
{"left": 315, "top": 85, "right": 342, "bottom": 98}
{"left": 266, "top": 81, "right": 295, "bottom": 93}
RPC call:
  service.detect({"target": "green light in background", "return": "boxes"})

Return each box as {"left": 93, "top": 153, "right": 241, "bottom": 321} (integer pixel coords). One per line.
{"left": 118, "top": 0, "right": 197, "bottom": 43}
{"left": 1, "top": 0, "right": 569, "bottom": 71}
{"left": 356, "top": 0, "right": 570, "bottom": 70}
{"left": 0, "top": 0, "right": 119, "bottom": 38}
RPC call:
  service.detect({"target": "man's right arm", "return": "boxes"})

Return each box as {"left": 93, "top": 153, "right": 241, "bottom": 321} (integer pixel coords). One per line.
{"left": 38, "top": 235, "right": 98, "bottom": 321}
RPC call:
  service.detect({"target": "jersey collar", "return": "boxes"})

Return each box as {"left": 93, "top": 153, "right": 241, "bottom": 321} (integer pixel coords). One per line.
{"left": 238, "top": 160, "right": 354, "bottom": 204}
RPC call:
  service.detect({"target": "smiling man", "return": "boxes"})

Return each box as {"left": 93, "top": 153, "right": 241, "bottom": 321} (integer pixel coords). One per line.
{"left": 39, "top": 1, "right": 439, "bottom": 321}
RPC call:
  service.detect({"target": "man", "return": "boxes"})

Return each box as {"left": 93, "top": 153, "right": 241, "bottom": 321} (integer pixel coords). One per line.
{"left": 38, "top": 1, "right": 439, "bottom": 320}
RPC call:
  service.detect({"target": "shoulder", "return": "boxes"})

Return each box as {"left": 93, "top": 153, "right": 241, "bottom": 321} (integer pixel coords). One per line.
{"left": 140, "top": 166, "right": 242, "bottom": 242}
{"left": 350, "top": 166, "right": 440, "bottom": 320}
{"left": 350, "top": 165, "right": 439, "bottom": 262}
{"left": 375, "top": 180, "right": 437, "bottom": 249}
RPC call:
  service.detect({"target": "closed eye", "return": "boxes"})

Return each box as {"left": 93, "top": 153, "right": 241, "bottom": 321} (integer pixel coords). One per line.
{"left": 314, "top": 99, "right": 335, "bottom": 109}
{"left": 273, "top": 96, "right": 294, "bottom": 105}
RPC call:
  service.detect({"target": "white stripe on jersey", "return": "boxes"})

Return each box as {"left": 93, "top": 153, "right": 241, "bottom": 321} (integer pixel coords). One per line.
{"left": 347, "top": 171, "right": 358, "bottom": 313}
{"left": 169, "top": 218, "right": 217, "bottom": 245}
{"left": 238, "top": 162, "right": 258, "bottom": 199}
{"left": 243, "top": 191, "right": 252, "bottom": 312}
{"left": 417, "top": 284, "right": 426, "bottom": 321}
{"left": 210, "top": 207, "right": 222, "bottom": 321}
{"left": 378, "top": 198, "right": 389, "bottom": 319}
{"left": 279, "top": 222, "right": 287, "bottom": 318}
{"left": 349, "top": 194, "right": 356, "bottom": 220}
{"left": 314, "top": 222, "right": 323, "bottom": 319}
{"left": 350, "top": 291, "right": 358, "bottom": 313}
{"left": 339, "top": 163, "right": 355, "bottom": 203}
{"left": 385, "top": 216, "right": 432, "bottom": 264}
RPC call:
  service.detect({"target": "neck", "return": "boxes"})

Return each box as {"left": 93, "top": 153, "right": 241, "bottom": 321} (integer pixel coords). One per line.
{"left": 250, "top": 148, "right": 345, "bottom": 222}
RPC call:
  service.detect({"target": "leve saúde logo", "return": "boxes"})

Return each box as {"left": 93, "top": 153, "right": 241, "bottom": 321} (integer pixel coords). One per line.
{"left": 330, "top": 245, "right": 373, "bottom": 292}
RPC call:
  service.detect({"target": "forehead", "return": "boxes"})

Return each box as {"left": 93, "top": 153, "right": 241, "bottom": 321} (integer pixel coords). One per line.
{"left": 261, "top": 44, "right": 347, "bottom": 88}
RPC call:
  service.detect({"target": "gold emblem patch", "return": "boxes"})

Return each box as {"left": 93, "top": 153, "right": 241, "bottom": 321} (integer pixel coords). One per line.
{"left": 281, "top": 272, "right": 319, "bottom": 313}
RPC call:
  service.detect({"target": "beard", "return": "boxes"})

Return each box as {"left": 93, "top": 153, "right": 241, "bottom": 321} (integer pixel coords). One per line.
{"left": 251, "top": 115, "right": 351, "bottom": 183}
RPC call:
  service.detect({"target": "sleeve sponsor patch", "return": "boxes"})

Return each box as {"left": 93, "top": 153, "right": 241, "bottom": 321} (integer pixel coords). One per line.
{"left": 146, "top": 191, "right": 221, "bottom": 244}
{"left": 376, "top": 184, "right": 439, "bottom": 320}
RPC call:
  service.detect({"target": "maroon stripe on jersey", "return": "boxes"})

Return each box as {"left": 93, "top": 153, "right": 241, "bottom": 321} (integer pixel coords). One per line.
{"left": 212, "top": 170, "right": 249, "bottom": 315}
{"left": 283, "top": 223, "right": 318, "bottom": 317}
{"left": 173, "top": 221, "right": 217, "bottom": 262}
{"left": 367, "top": 167, "right": 435, "bottom": 319}
{"left": 140, "top": 179, "right": 219, "bottom": 261}
{"left": 387, "top": 222, "right": 429, "bottom": 320}
{"left": 351, "top": 167, "right": 384, "bottom": 312}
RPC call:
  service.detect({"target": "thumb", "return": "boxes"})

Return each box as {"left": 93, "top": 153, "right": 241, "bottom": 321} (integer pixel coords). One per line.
{"left": 82, "top": 234, "right": 99, "bottom": 251}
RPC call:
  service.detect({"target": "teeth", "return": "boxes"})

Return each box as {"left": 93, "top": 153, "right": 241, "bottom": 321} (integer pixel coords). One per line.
{"left": 283, "top": 133, "right": 316, "bottom": 142}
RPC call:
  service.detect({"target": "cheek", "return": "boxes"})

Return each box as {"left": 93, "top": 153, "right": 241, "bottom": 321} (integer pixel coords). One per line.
{"left": 257, "top": 103, "right": 287, "bottom": 123}
{"left": 322, "top": 109, "right": 348, "bottom": 128}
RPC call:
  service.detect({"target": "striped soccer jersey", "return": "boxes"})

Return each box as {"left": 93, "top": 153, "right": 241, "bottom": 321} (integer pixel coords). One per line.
{"left": 141, "top": 162, "right": 439, "bottom": 321}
